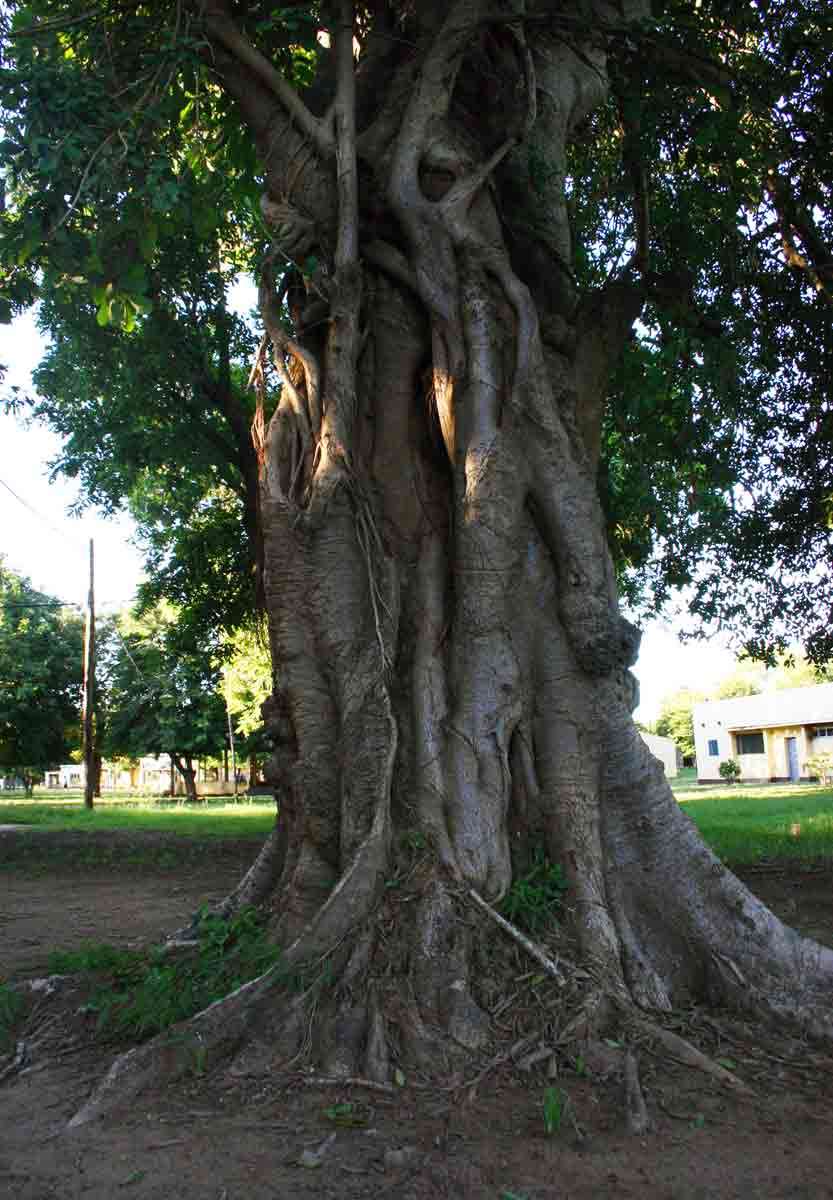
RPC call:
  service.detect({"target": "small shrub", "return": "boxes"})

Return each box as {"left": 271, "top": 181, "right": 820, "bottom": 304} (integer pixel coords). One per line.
{"left": 500, "top": 848, "right": 567, "bottom": 935}
{"left": 718, "top": 758, "right": 741, "bottom": 783}
{"left": 806, "top": 753, "right": 833, "bottom": 784}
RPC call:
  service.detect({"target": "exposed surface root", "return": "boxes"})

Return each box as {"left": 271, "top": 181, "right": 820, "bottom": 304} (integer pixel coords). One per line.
{"left": 631, "top": 1017, "right": 754, "bottom": 1096}
{"left": 0, "top": 1041, "right": 28, "bottom": 1085}
{"left": 62, "top": 841, "right": 833, "bottom": 1135}
{"left": 556, "top": 989, "right": 618, "bottom": 1044}
{"left": 68, "top": 971, "right": 274, "bottom": 1128}
{"left": 168, "top": 823, "right": 284, "bottom": 941}
{"left": 623, "top": 1050, "right": 651, "bottom": 1135}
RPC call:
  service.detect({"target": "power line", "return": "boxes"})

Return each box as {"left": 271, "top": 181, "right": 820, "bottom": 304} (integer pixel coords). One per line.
{"left": 1, "top": 600, "right": 81, "bottom": 609}
{"left": 0, "top": 475, "right": 88, "bottom": 553}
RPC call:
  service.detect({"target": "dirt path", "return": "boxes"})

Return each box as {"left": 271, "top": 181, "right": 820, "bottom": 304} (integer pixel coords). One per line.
{"left": 0, "top": 829, "right": 258, "bottom": 977}
{"left": 2, "top": 831, "right": 833, "bottom": 1200}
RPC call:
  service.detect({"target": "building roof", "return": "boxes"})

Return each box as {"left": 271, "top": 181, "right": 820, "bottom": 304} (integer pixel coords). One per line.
{"left": 693, "top": 683, "right": 833, "bottom": 732}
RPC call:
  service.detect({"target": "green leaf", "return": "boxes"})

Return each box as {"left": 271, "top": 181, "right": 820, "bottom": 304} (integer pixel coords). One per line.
{"left": 121, "top": 264, "right": 147, "bottom": 294}
{"left": 138, "top": 220, "right": 158, "bottom": 261}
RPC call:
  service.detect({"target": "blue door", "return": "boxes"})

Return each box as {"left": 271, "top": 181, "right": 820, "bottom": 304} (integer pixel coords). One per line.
{"left": 786, "top": 737, "right": 800, "bottom": 782}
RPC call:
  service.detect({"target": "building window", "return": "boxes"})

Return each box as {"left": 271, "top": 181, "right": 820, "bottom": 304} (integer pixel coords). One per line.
{"left": 708, "top": 739, "right": 719, "bottom": 757}
{"left": 812, "top": 726, "right": 833, "bottom": 739}
{"left": 736, "top": 731, "right": 765, "bottom": 755}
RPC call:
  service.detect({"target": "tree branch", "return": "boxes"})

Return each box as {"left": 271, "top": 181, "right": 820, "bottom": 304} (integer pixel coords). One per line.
{"left": 204, "top": 12, "right": 335, "bottom": 160}
{"left": 765, "top": 171, "right": 833, "bottom": 307}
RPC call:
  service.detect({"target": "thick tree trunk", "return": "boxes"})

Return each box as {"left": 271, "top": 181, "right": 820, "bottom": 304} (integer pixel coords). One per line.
{"left": 69, "top": 0, "right": 833, "bottom": 1125}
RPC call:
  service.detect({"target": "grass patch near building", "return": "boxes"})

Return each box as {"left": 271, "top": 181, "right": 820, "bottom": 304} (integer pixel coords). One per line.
{"left": 677, "top": 782, "right": 833, "bottom": 864}
{"left": 2, "top": 784, "right": 832, "bottom": 868}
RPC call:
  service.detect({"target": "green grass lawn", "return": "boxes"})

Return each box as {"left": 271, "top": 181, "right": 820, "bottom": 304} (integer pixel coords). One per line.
{"left": 677, "top": 780, "right": 833, "bottom": 863}
{"left": 669, "top": 766, "right": 697, "bottom": 791}
{"left": 2, "top": 783, "right": 832, "bottom": 866}
{"left": 0, "top": 790, "right": 276, "bottom": 839}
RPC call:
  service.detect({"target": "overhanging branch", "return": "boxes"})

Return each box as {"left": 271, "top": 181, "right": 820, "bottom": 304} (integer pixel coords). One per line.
{"left": 204, "top": 11, "right": 335, "bottom": 160}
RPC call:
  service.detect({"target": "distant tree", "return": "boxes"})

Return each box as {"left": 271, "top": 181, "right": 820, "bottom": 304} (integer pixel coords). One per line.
{"left": 102, "top": 604, "right": 227, "bottom": 802}
{"left": 713, "top": 664, "right": 765, "bottom": 699}
{"left": 708, "top": 653, "right": 833, "bottom": 700}
{"left": 221, "top": 624, "right": 272, "bottom": 785}
{"left": 221, "top": 625, "right": 271, "bottom": 740}
{"left": 772, "top": 654, "right": 833, "bottom": 691}
{"left": 654, "top": 688, "right": 703, "bottom": 765}
{"left": 0, "top": 559, "right": 84, "bottom": 792}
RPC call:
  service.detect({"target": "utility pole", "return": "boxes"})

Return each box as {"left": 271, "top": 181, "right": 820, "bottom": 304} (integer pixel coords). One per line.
{"left": 225, "top": 684, "right": 238, "bottom": 801}
{"left": 81, "top": 538, "right": 95, "bottom": 810}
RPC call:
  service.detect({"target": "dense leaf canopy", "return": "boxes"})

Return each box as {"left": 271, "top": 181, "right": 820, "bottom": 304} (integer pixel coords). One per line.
{"left": 101, "top": 603, "right": 228, "bottom": 770}
{"left": 0, "top": 0, "right": 831, "bottom": 658}
{"left": 0, "top": 558, "right": 84, "bottom": 774}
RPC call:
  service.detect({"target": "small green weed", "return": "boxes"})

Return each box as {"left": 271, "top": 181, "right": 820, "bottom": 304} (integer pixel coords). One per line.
{"left": 52, "top": 906, "right": 280, "bottom": 1041}
{"left": 542, "top": 1086, "right": 567, "bottom": 1136}
{"left": 121, "top": 1169, "right": 147, "bottom": 1187}
{"left": 0, "top": 983, "right": 26, "bottom": 1050}
{"left": 400, "top": 829, "right": 427, "bottom": 852}
{"left": 323, "top": 1101, "right": 368, "bottom": 1127}
{"left": 500, "top": 849, "right": 567, "bottom": 935}
{"left": 191, "top": 1044, "right": 208, "bottom": 1076}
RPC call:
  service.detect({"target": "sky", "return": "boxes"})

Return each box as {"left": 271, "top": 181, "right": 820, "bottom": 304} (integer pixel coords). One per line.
{"left": 0, "top": 309, "right": 739, "bottom": 722}
{"left": 0, "top": 310, "right": 145, "bottom": 615}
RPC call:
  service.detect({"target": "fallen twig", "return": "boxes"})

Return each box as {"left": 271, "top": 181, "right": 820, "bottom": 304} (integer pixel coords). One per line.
{"left": 468, "top": 888, "right": 578, "bottom": 986}
{"left": 633, "top": 1019, "right": 753, "bottom": 1095}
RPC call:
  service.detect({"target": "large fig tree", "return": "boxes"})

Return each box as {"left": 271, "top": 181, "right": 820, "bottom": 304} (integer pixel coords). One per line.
{"left": 2, "top": 0, "right": 833, "bottom": 1119}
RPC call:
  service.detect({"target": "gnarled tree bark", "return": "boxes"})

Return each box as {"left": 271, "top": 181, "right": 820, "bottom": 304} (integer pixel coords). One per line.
{"left": 70, "top": 0, "right": 833, "bottom": 1126}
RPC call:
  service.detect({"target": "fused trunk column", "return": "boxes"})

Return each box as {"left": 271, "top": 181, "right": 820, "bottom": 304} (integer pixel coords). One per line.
{"left": 66, "top": 1, "right": 833, "bottom": 1127}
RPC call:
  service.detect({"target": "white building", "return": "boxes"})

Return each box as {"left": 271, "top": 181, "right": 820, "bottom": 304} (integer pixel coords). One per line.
{"left": 44, "top": 764, "right": 85, "bottom": 789}
{"left": 693, "top": 683, "right": 833, "bottom": 782}
{"left": 640, "top": 732, "right": 678, "bottom": 777}
{"left": 43, "top": 756, "right": 252, "bottom": 795}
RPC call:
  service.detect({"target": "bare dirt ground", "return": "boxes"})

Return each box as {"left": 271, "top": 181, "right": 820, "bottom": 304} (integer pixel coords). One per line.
{"left": 2, "top": 829, "right": 833, "bottom": 1200}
